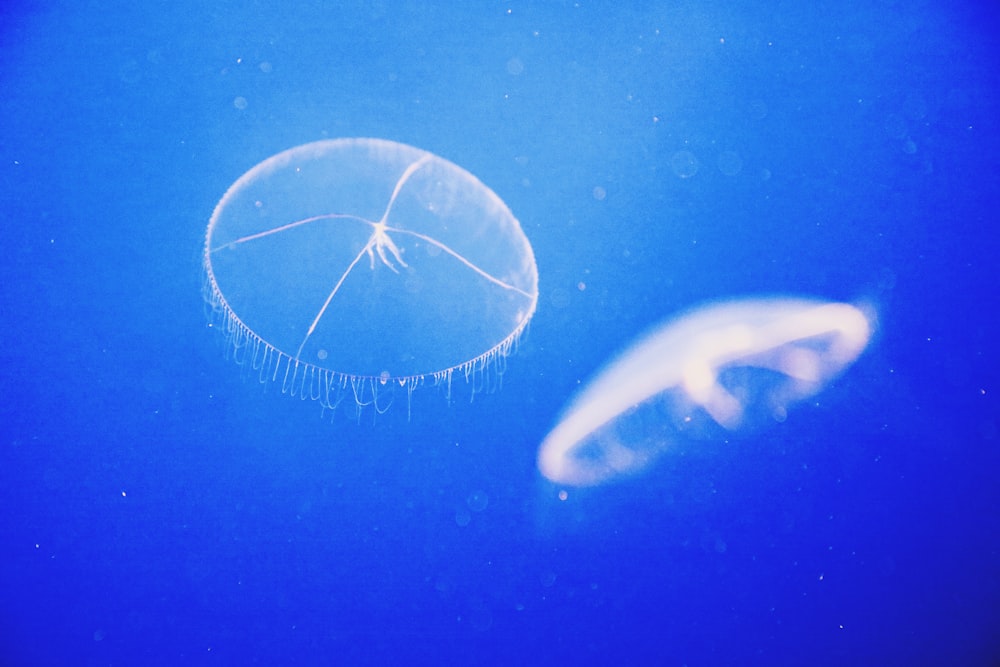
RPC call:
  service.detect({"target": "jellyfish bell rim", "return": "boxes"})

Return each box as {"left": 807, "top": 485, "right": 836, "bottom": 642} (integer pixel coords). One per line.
{"left": 537, "top": 296, "right": 874, "bottom": 487}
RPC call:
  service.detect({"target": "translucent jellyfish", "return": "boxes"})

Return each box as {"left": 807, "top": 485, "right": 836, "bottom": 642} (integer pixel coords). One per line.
{"left": 203, "top": 138, "right": 538, "bottom": 413}
{"left": 537, "top": 298, "right": 873, "bottom": 487}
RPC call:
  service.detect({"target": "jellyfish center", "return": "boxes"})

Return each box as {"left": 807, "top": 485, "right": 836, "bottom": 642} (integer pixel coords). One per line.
{"left": 365, "top": 219, "right": 408, "bottom": 273}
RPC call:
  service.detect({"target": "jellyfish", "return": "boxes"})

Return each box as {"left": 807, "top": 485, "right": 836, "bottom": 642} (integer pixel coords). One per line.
{"left": 537, "top": 298, "right": 873, "bottom": 487}
{"left": 203, "top": 138, "right": 538, "bottom": 414}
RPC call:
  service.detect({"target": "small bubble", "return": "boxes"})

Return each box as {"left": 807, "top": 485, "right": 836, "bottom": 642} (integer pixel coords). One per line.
{"left": 549, "top": 287, "right": 570, "bottom": 310}
{"left": 670, "top": 151, "right": 699, "bottom": 178}
{"left": 466, "top": 490, "right": 489, "bottom": 512}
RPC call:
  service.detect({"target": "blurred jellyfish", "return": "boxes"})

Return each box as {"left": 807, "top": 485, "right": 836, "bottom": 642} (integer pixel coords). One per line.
{"left": 537, "top": 298, "right": 873, "bottom": 487}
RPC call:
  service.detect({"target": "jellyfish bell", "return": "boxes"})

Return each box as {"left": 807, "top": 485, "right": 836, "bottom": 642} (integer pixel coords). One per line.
{"left": 203, "top": 138, "right": 538, "bottom": 415}
{"left": 537, "top": 297, "right": 873, "bottom": 487}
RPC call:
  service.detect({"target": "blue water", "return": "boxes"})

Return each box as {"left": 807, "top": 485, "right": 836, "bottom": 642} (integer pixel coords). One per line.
{"left": 2, "top": 2, "right": 998, "bottom": 664}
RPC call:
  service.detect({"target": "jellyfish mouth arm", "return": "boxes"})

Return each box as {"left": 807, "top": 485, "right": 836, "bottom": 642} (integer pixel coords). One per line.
{"left": 681, "top": 360, "right": 744, "bottom": 429}
{"left": 366, "top": 222, "right": 408, "bottom": 273}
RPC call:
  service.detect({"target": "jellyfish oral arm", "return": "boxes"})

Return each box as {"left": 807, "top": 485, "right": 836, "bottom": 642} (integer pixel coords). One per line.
{"left": 366, "top": 221, "right": 408, "bottom": 273}
{"left": 681, "top": 360, "right": 744, "bottom": 429}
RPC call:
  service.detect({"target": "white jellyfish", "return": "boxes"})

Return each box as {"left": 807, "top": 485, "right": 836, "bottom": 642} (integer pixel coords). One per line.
{"left": 537, "top": 298, "right": 873, "bottom": 487}
{"left": 204, "top": 138, "right": 538, "bottom": 415}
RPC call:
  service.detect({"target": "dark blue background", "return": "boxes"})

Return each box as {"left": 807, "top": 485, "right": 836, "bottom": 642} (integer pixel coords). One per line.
{"left": 2, "top": 1, "right": 998, "bottom": 664}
